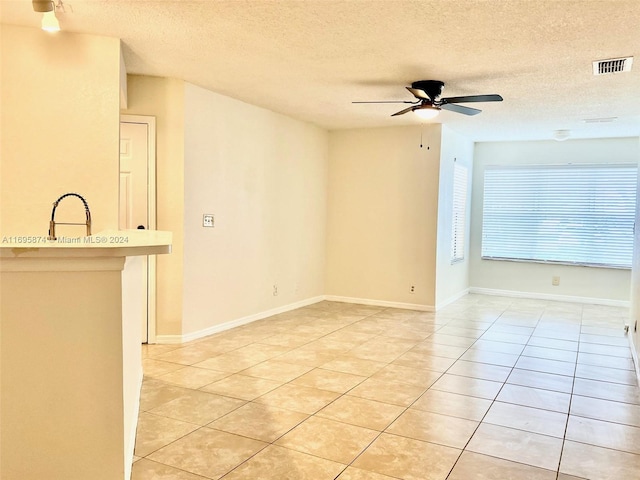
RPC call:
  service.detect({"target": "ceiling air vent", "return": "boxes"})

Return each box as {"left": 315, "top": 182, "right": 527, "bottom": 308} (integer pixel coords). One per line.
{"left": 592, "top": 57, "right": 633, "bottom": 75}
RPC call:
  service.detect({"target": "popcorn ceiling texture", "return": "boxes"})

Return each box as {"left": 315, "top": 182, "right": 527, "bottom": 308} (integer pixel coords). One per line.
{"left": 2, "top": 0, "right": 639, "bottom": 140}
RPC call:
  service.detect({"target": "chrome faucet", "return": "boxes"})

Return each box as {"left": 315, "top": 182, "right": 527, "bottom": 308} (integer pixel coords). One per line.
{"left": 48, "top": 193, "right": 92, "bottom": 240}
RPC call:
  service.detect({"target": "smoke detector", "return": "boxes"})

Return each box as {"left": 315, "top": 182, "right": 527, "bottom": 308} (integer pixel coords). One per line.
{"left": 592, "top": 57, "right": 633, "bottom": 75}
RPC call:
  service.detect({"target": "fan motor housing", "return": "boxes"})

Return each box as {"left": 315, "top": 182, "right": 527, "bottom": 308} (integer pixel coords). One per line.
{"left": 411, "top": 80, "right": 445, "bottom": 100}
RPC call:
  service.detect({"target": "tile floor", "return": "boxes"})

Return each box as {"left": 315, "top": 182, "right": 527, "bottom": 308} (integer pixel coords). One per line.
{"left": 133, "top": 295, "right": 640, "bottom": 480}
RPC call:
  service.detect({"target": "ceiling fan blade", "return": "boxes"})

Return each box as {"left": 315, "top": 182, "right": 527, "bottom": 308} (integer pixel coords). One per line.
{"left": 391, "top": 105, "right": 417, "bottom": 116}
{"left": 352, "top": 100, "right": 417, "bottom": 104}
{"left": 440, "top": 103, "right": 482, "bottom": 116}
{"left": 441, "top": 94, "right": 503, "bottom": 104}
{"left": 406, "top": 87, "right": 430, "bottom": 100}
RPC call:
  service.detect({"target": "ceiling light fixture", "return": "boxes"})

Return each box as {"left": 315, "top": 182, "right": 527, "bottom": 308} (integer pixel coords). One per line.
{"left": 32, "top": 0, "right": 68, "bottom": 32}
{"left": 413, "top": 105, "right": 441, "bottom": 120}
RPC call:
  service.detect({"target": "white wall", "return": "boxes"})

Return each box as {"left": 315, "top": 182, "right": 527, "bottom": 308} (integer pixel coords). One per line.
{"left": 1, "top": 25, "right": 121, "bottom": 236}
{"left": 181, "top": 83, "right": 328, "bottom": 337}
{"left": 326, "top": 125, "right": 441, "bottom": 308}
{"left": 629, "top": 136, "right": 640, "bottom": 376}
{"left": 435, "top": 126, "right": 474, "bottom": 307}
{"left": 470, "top": 138, "right": 639, "bottom": 303}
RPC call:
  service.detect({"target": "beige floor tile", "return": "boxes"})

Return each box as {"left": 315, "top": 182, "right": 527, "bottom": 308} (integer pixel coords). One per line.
{"left": 515, "top": 356, "right": 575, "bottom": 376}
{"left": 142, "top": 344, "right": 181, "bottom": 359}
{"left": 566, "top": 415, "right": 640, "bottom": 454}
{"left": 447, "top": 451, "right": 557, "bottom": 480}
{"left": 372, "top": 363, "right": 442, "bottom": 388}
{"left": 570, "top": 395, "right": 640, "bottom": 427}
{"left": 409, "top": 342, "right": 469, "bottom": 359}
{"left": 467, "top": 423, "right": 563, "bottom": 471}
{"left": 522, "top": 345, "right": 578, "bottom": 363}
{"left": 132, "top": 458, "right": 210, "bottom": 480}
{"left": 317, "top": 394, "right": 404, "bottom": 430}
{"left": 290, "top": 368, "right": 366, "bottom": 393}
{"left": 497, "top": 384, "right": 571, "bottom": 413}
{"left": 199, "top": 374, "right": 282, "bottom": 400}
{"left": 208, "top": 402, "right": 308, "bottom": 442}
{"left": 254, "top": 383, "right": 340, "bottom": 414}
{"left": 575, "top": 363, "right": 638, "bottom": 386}
{"left": 437, "top": 325, "right": 485, "bottom": 339}
{"left": 484, "top": 401, "right": 568, "bottom": 437}
{"left": 276, "top": 416, "right": 378, "bottom": 464}
{"left": 577, "top": 352, "right": 635, "bottom": 370}
{"left": 134, "top": 412, "right": 200, "bottom": 457}
{"left": 460, "top": 349, "right": 520, "bottom": 367}
{"left": 578, "top": 342, "right": 631, "bottom": 358}
{"left": 392, "top": 351, "right": 457, "bottom": 372}
{"left": 139, "top": 378, "right": 193, "bottom": 412}
{"left": 412, "top": 388, "right": 492, "bottom": 421}
{"left": 143, "top": 358, "right": 187, "bottom": 377}
{"left": 257, "top": 333, "right": 315, "bottom": 348}
{"left": 193, "top": 352, "right": 267, "bottom": 373}
{"left": 149, "top": 390, "right": 245, "bottom": 425}
{"left": 557, "top": 474, "right": 588, "bottom": 480}
{"left": 386, "top": 408, "right": 479, "bottom": 448}
{"left": 560, "top": 440, "right": 640, "bottom": 480}
{"left": 427, "top": 333, "right": 477, "bottom": 348}
{"left": 481, "top": 331, "right": 531, "bottom": 344}
{"left": 274, "top": 347, "right": 337, "bottom": 367}
{"left": 153, "top": 346, "right": 223, "bottom": 366}
{"left": 580, "top": 333, "right": 629, "bottom": 347}
{"left": 148, "top": 428, "right": 267, "bottom": 479}
{"left": 156, "top": 366, "right": 229, "bottom": 389}
{"left": 239, "top": 359, "right": 314, "bottom": 382}
{"left": 348, "top": 377, "right": 426, "bottom": 406}
{"left": 447, "top": 360, "right": 512, "bottom": 382}
{"left": 352, "top": 432, "right": 461, "bottom": 480}
{"left": 220, "top": 445, "right": 345, "bottom": 479}
{"left": 487, "top": 324, "right": 535, "bottom": 335}
{"left": 336, "top": 466, "right": 398, "bottom": 479}
{"left": 572, "top": 378, "right": 640, "bottom": 405}
{"left": 527, "top": 336, "right": 579, "bottom": 351}
{"left": 506, "top": 368, "right": 574, "bottom": 394}
{"left": 469, "top": 339, "right": 525, "bottom": 355}
{"left": 431, "top": 373, "right": 503, "bottom": 399}
{"left": 320, "top": 356, "right": 387, "bottom": 376}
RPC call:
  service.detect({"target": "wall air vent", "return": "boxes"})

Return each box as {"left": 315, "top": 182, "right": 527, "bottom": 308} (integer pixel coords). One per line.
{"left": 592, "top": 57, "right": 633, "bottom": 75}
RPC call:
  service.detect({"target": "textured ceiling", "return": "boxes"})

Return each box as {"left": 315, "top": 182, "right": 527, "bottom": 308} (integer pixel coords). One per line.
{"left": 2, "top": 0, "right": 640, "bottom": 141}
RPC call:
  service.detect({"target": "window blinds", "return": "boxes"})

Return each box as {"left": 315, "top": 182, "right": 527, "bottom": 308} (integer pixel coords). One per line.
{"left": 482, "top": 164, "right": 637, "bottom": 269}
{"left": 451, "top": 163, "right": 468, "bottom": 263}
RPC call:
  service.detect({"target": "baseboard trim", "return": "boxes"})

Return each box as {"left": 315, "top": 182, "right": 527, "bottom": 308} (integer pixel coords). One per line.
{"left": 468, "top": 287, "right": 630, "bottom": 308}
{"left": 435, "top": 288, "right": 471, "bottom": 311}
{"left": 156, "top": 296, "right": 325, "bottom": 344}
{"left": 324, "top": 295, "right": 435, "bottom": 312}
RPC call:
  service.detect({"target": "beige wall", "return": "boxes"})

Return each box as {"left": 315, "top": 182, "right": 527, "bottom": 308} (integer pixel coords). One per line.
{"left": 181, "top": 83, "right": 328, "bottom": 335}
{"left": 435, "top": 126, "right": 474, "bottom": 307}
{"left": 326, "top": 125, "right": 441, "bottom": 308}
{"left": 630, "top": 137, "right": 640, "bottom": 375}
{"left": 470, "top": 138, "right": 639, "bottom": 303}
{"left": 121, "top": 75, "right": 185, "bottom": 335}
{"left": 0, "top": 25, "right": 120, "bottom": 236}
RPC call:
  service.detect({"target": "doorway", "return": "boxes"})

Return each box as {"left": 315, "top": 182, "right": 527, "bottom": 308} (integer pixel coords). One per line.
{"left": 119, "top": 115, "right": 157, "bottom": 343}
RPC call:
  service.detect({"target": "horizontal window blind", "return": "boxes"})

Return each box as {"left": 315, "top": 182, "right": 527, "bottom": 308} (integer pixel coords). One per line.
{"left": 451, "top": 163, "right": 468, "bottom": 263}
{"left": 482, "top": 164, "right": 637, "bottom": 268}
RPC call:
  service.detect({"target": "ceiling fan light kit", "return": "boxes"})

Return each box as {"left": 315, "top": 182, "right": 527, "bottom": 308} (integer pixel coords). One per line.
{"left": 354, "top": 79, "right": 503, "bottom": 119}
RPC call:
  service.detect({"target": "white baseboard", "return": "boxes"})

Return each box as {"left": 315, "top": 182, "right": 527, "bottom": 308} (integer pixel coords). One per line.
{"left": 156, "top": 296, "right": 325, "bottom": 344}
{"left": 468, "top": 287, "right": 630, "bottom": 308}
{"left": 324, "top": 295, "right": 435, "bottom": 312}
{"left": 435, "top": 288, "right": 470, "bottom": 311}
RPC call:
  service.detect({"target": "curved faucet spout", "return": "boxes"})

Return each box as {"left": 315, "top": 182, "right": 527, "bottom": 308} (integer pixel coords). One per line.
{"left": 48, "top": 193, "right": 92, "bottom": 240}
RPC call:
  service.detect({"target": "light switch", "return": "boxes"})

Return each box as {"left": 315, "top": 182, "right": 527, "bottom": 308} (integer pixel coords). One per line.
{"left": 203, "top": 214, "right": 214, "bottom": 227}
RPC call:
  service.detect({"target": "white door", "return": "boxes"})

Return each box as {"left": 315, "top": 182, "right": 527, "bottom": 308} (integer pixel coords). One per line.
{"left": 120, "top": 120, "right": 152, "bottom": 343}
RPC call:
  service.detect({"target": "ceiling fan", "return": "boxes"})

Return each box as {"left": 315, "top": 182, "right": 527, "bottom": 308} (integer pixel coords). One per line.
{"left": 353, "top": 80, "right": 503, "bottom": 119}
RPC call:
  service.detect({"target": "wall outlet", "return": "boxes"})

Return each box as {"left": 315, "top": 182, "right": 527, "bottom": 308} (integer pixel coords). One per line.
{"left": 409, "top": 285, "right": 415, "bottom": 294}
{"left": 552, "top": 276, "right": 560, "bottom": 286}
{"left": 203, "top": 214, "right": 214, "bottom": 228}
{"left": 273, "top": 284, "right": 278, "bottom": 296}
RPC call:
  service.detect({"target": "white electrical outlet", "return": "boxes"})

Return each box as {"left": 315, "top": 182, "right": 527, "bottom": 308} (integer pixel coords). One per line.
{"left": 273, "top": 284, "right": 278, "bottom": 296}
{"left": 410, "top": 285, "right": 415, "bottom": 294}
{"left": 552, "top": 276, "right": 560, "bottom": 286}
{"left": 203, "top": 214, "right": 214, "bottom": 228}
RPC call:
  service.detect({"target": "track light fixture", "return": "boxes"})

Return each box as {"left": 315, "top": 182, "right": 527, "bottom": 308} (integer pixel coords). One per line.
{"left": 32, "top": 0, "right": 69, "bottom": 32}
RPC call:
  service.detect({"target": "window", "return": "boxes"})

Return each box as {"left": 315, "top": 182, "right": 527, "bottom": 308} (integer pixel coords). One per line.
{"left": 482, "top": 164, "right": 637, "bottom": 269}
{"left": 451, "top": 163, "right": 468, "bottom": 263}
